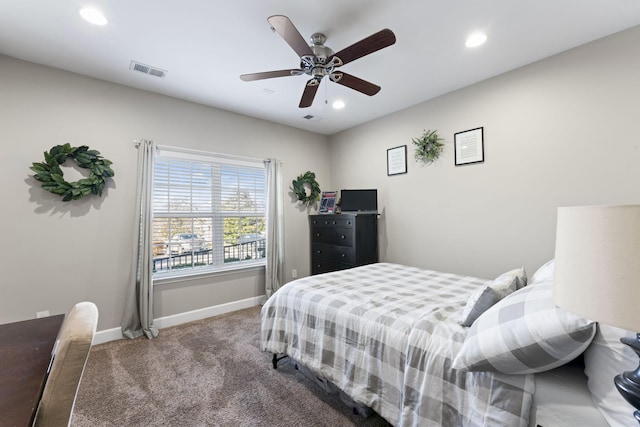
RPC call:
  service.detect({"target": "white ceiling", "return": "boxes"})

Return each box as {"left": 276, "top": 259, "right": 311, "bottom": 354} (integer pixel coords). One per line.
{"left": 2, "top": 1, "right": 639, "bottom": 135}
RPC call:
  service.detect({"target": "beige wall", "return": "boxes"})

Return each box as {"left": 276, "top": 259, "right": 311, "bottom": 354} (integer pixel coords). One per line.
{"left": 329, "top": 26, "right": 640, "bottom": 279}
{"left": 0, "top": 55, "right": 329, "bottom": 330}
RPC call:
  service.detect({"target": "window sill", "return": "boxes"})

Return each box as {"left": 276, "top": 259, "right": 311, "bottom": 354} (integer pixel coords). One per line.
{"left": 153, "top": 261, "right": 266, "bottom": 286}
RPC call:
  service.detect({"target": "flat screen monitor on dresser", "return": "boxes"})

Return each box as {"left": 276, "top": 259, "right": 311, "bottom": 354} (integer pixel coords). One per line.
{"left": 340, "top": 189, "right": 378, "bottom": 214}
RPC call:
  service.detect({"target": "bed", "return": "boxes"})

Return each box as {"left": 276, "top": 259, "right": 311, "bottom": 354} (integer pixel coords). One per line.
{"left": 260, "top": 261, "right": 632, "bottom": 426}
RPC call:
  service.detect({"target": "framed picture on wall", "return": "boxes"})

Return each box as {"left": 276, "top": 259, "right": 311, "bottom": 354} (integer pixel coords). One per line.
{"left": 454, "top": 127, "right": 484, "bottom": 166}
{"left": 387, "top": 145, "right": 407, "bottom": 176}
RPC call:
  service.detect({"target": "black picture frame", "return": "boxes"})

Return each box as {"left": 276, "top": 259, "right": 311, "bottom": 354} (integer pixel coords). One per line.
{"left": 387, "top": 145, "right": 407, "bottom": 176}
{"left": 454, "top": 127, "right": 484, "bottom": 166}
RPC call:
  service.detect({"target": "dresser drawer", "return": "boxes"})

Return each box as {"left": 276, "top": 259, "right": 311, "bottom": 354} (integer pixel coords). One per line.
{"left": 310, "top": 227, "right": 354, "bottom": 246}
{"left": 310, "top": 217, "right": 354, "bottom": 228}
{"left": 311, "top": 259, "right": 354, "bottom": 275}
{"left": 311, "top": 243, "right": 355, "bottom": 264}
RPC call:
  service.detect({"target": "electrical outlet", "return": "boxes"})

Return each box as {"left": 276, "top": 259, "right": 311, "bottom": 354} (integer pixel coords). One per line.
{"left": 36, "top": 310, "right": 50, "bottom": 318}
{"left": 292, "top": 269, "right": 298, "bottom": 278}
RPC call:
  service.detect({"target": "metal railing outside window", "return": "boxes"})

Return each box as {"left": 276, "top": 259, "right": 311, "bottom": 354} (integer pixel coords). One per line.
{"left": 152, "top": 239, "right": 266, "bottom": 273}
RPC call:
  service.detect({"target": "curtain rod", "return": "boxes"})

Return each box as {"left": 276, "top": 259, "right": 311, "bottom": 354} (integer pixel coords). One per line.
{"left": 133, "top": 140, "right": 272, "bottom": 164}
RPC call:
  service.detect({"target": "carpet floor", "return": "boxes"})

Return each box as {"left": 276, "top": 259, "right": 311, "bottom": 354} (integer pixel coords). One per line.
{"left": 72, "top": 306, "right": 393, "bottom": 427}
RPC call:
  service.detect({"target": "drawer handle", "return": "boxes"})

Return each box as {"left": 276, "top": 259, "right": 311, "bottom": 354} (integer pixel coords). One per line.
{"left": 316, "top": 233, "right": 321, "bottom": 237}
{"left": 341, "top": 253, "right": 346, "bottom": 257}
{"left": 340, "top": 235, "right": 345, "bottom": 239}
{"left": 316, "top": 250, "right": 322, "bottom": 254}
{"left": 332, "top": 221, "right": 337, "bottom": 224}
{"left": 324, "top": 221, "right": 329, "bottom": 224}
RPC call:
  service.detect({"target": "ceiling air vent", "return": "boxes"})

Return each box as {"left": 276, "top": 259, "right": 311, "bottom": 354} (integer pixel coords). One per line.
{"left": 129, "top": 60, "right": 167, "bottom": 78}
{"left": 302, "top": 115, "right": 321, "bottom": 121}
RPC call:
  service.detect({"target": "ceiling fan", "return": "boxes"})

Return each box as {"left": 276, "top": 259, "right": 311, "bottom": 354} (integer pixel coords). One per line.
{"left": 240, "top": 15, "right": 396, "bottom": 108}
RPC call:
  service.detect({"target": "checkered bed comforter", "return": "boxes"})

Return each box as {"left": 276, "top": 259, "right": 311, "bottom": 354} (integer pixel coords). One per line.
{"left": 260, "top": 263, "right": 535, "bottom": 427}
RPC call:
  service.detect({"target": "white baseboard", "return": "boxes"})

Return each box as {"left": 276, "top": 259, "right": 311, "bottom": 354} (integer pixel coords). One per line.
{"left": 94, "top": 326, "right": 126, "bottom": 345}
{"left": 93, "top": 295, "right": 266, "bottom": 345}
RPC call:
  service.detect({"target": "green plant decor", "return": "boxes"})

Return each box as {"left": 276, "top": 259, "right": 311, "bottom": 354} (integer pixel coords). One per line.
{"left": 413, "top": 129, "right": 445, "bottom": 164}
{"left": 30, "top": 143, "right": 115, "bottom": 201}
{"left": 291, "top": 171, "right": 321, "bottom": 206}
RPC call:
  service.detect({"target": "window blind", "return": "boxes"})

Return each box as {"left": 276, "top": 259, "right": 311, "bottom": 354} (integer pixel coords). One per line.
{"left": 151, "top": 148, "right": 266, "bottom": 277}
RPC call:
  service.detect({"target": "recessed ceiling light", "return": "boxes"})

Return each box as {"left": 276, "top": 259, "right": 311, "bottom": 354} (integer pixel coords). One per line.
{"left": 79, "top": 7, "right": 108, "bottom": 26}
{"left": 332, "top": 100, "right": 345, "bottom": 109}
{"left": 465, "top": 32, "right": 487, "bottom": 48}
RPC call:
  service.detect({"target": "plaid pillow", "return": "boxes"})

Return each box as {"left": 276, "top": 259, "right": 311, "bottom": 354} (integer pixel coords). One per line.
{"left": 453, "top": 279, "right": 596, "bottom": 374}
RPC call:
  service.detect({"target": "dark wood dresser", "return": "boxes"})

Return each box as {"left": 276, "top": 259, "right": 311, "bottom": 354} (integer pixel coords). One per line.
{"left": 309, "top": 213, "right": 378, "bottom": 275}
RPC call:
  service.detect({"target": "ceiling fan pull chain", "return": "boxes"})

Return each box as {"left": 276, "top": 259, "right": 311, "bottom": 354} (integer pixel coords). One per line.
{"left": 324, "top": 79, "right": 328, "bottom": 105}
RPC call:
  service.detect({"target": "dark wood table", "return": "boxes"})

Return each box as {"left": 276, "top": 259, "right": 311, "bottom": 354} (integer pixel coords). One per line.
{"left": 0, "top": 314, "right": 65, "bottom": 427}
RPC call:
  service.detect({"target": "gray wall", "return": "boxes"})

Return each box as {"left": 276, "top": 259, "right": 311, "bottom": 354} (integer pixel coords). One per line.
{"left": 329, "top": 26, "right": 640, "bottom": 279}
{"left": 0, "top": 55, "right": 329, "bottom": 330}
{"left": 3, "top": 25, "right": 639, "bottom": 332}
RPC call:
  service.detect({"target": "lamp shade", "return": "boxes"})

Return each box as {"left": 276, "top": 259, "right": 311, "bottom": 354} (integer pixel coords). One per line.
{"left": 553, "top": 205, "right": 640, "bottom": 331}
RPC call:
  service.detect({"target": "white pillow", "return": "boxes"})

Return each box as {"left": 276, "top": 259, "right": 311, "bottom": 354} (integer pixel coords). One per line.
{"left": 584, "top": 324, "right": 637, "bottom": 427}
{"left": 453, "top": 278, "right": 596, "bottom": 374}
{"left": 531, "top": 259, "right": 554, "bottom": 284}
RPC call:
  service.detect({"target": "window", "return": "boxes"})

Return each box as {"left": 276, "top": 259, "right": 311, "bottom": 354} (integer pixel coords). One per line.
{"left": 151, "top": 147, "right": 266, "bottom": 277}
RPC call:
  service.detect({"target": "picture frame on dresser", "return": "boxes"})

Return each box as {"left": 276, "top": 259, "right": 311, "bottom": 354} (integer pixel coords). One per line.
{"left": 319, "top": 191, "right": 337, "bottom": 214}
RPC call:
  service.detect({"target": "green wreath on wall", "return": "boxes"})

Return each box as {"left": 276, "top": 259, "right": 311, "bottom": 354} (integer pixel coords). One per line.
{"left": 30, "top": 143, "right": 115, "bottom": 202}
{"left": 291, "top": 171, "right": 321, "bottom": 206}
{"left": 413, "top": 129, "right": 445, "bottom": 164}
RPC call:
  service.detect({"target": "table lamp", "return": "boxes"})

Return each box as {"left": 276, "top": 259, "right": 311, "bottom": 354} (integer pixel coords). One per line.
{"left": 553, "top": 204, "right": 640, "bottom": 424}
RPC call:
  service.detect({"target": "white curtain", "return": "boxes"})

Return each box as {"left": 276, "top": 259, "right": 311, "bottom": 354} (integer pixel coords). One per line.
{"left": 265, "top": 159, "right": 284, "bottom": 298}
{"left": 121, "top": 140, "right": 159, "bottom": 339}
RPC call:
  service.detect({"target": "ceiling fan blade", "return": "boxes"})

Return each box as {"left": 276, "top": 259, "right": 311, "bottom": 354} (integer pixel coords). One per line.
{"left": 331, "top": 72, "right": 381, "bottom": 96}
{"left": 299, "top": 79, "right": 320, "bottom": 108}
{"left": 267, "top": 15, "right": 314, "bottom": 58}
{"left": 333, "top": 29, "right": 396, "bottom": 66}
{"left": 240, "top": 69, "right": 302, "bottom": 81}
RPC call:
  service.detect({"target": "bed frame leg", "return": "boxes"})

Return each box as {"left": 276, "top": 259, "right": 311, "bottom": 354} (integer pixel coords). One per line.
{"left": 271, "top": 353, "right": 288, "bottom": 369}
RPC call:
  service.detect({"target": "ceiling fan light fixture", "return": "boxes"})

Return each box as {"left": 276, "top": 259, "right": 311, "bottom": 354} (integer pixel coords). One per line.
{"left": 465, "top": 32, "right": 487, "bottom": 48}
{"left": 79, "top": 7, "right": 107, "bottom": 26}
{"left": 242, "top": 15, "right": 396, "bottom": 108}
{"left": 332, "top": 100, "right": 345, "bottom": 109}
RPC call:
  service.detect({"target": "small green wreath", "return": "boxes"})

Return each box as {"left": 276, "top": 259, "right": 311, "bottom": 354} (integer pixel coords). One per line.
{"left": 413, "top": 129, "right": 445, "bottom": 164}
{"left": 291, "top": 171, "right": 321, "bottom": 206}
{"left": 30, "top": 143, "right": 115, "bottom": 202}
